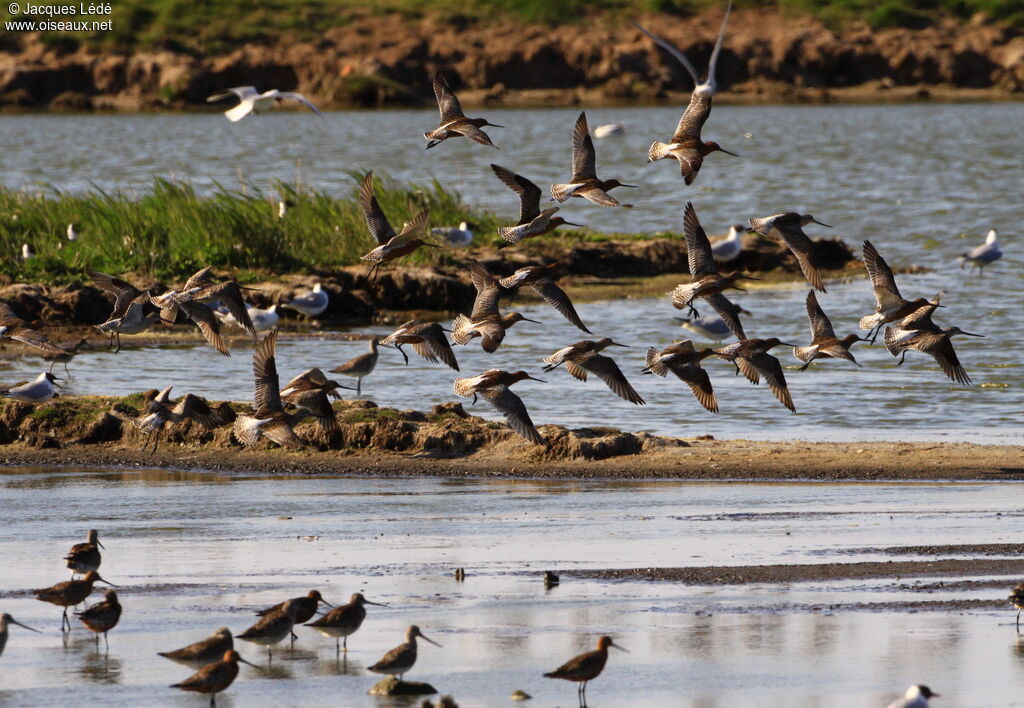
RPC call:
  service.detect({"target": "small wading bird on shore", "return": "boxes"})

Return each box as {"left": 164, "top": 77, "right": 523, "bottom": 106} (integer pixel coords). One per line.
{"left": 643, "top": 340, "right": 718, "bottom": 413}
{"left": 368, "top": 625, "right": 441, "bottom": 680}
{"left": 793, "top": 291, "right": 865, "bottom": 371}
{"left": 454, "top": 369, "right": 547, "bottom": 445}
{"left": 236, "top": 599, "right": 301, "bottom": 661}
{"left": 452, "top": 260, "right": 541, "bottom": 353}
{"left": 207, "top": 86, "right": 322, "bottom": 122}
{"left": 64, "top": 529, "right": 103, "bottom": 577}
{"left": 159, "top": 627, "right": 234, "bottom": 666}
{"left": 423, "top": 72, "right": 503, "bottom": 149}
{"left": 171, "top": 649, "right": 258, "bottom": 706}
{"left": 305, "top": 593, "right": 385, "bottom": 653}
{"left": 0, "top": 613, "right": 40, "bottom": 659}
{"left": 959, "top": 228, "right": 1002, "bottom": 274}
{"left": 257, "top": 590, "right": 333, "bottom": 641}
{"left": 749, "top": 212, "right": 831, "bottom": 292}
{"left": 75, "top": 588, "right": 121, "bottom": 649}
{"left": 359, "top": 171, "right": 433, "bottom": 282}
{"left": 1009, "top": 583, "right": 1024, "bottom": 631}
{"left": 491, "top": 164, "right": 581, "bottom": 244}
{"left": 380, "top": 321, "right": 459, "bottom": 371}
{"left": 551, "top": 112, "right": 637, "bottom": 208}
{"left": 713, "top": 338, "right": 797, "bottom": 412}
{"left": 44, "top": 337, "right": 90, "bottom": 375}
{"left": 544, "top": 338, "right": 645, "bottom": 405}
{"left": 636, "top": 1, "right": 737, "bottom": 185}
{"left": 91, "top": 272, "right": 161, "bottom": 351}
{"left": 544, "top": 635, "right": 627, "bottom": 706}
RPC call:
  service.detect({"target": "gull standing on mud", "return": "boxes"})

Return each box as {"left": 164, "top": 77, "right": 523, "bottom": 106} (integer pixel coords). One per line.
{"left": 859, "top": 241, "right": 939, "bottom": 343}
{"left": 959, "top": 228, "right": 1002, "bottom": 274}
{"left": 381, "top": 321, "right": 459, "bottom": 370}
{"left": 423, "top": 72, "right": 503, "bottom": 149}
{"left": 749, "top": 212, "right": 831, "bottom": 292}
{"left": 359, "top": 171, "right": 433, "bottom": 282}
{"left": 454, "top": 370, "right": 547, "bottom": 444}
{"left": 64, "top": 529, "right": 103, "bottom": 576}
{"left": 643, "top": 341, "right": 718, "bottom": 412}
{"left": 431, "top": 221, "right": 475, "bottom": 247}
{"left": 498, "top": 262, "right": 591, "bottom": 333}
{"left": 887, "top": 684, "right": 940, "bottom": 708}
{"left": 331, "top": 337, "right": 380, "bottom": 396}
{"left": 75, "top": 588, "right": 122, "bottom": 648}
{"left": 368, "top": 625, "right": 441, "bottom": 680}
{"left": 544, "top": 635, "right": 627, "bottom": 705}
{"left": 233, "top": 330, "right": 305, "bottom": 448}
{"left": 287, "top": 283, "right": 329, "bottom": 318}
{"left": 793, "top": 291, "right": 864, "bottom": 371}
{"left": 305, "top": 592, "right": 384, "bottom": 653}
{"left": 452, "top": 260, "right": 541, "bottom": 353}
{"left": 207, "top": 86, "right": 323, "bottom": 122}
{"left": 159, "top": 627, "right": 234, "bottom": 666}
{"left": 543, "top": 338, "right": 645, "bottom": 405}
{"left": 217, "top": 303, "right": 280, "bottom": 332}
{"left": 670, "top": 202, "right": 753, "bottom": 338}
{"left": 713, "top": 338, "right": 798, "bottom": 412}
{"left": 0, "top": 613, "right": 40, "bottom": 659}
{"left": 0, "top": 301, "right": 69, "bottom": 357}
{"left": 0, "top": 372, "right": 60, "bottom": 404}
{"left": 491, "top": 164, "right": 580, "bottom": 244}
{"left": 171, "top": 649, "right": 258, "bottom": 706}
{"left": 637, "top": 1, "right": 737, "bottom": 184}
{"left": 551, "top": 112, "right": 637, "bottom": 208}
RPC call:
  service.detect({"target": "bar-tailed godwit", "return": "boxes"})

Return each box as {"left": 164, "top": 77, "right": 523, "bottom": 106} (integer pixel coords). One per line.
{"left": 424, "top": 72, "right": 503, "bottom": 149}
{"left": 453, "top": 370, "right": 547, "bottom": 444}
{"left": 368, "top": 625, "right": 441, "bottom": 680}
{"left": 491, "top": 164, "right": 580, "bottom": 243}
{"left": 543, "top": 339, "right": 645, "bottom": 405}
{"left": 544, "top": 635, "right": 627, "bottom": 705}
{"left": 305, "top": 593, "right": 384, "bottom": 653}
{"left": 551, "top": 112, "right": 637, "bottom": 208}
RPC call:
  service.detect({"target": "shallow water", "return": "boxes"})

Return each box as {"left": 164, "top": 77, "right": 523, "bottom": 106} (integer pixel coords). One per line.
{"left": 0, "top": 104, "right": 1020, "bottom": 441}
{"left": 1, "top": 470, "right": 1023, "bottom": 707}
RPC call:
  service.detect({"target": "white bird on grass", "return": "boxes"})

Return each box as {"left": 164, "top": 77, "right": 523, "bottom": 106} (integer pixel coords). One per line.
{"left": 207, "top": 87, "right": 323, "bottom": 123}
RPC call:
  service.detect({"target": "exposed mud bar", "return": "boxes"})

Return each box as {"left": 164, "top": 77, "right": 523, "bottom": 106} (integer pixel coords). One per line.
{"left": 0, "top": 396, "right": 1019, "bottom": 480}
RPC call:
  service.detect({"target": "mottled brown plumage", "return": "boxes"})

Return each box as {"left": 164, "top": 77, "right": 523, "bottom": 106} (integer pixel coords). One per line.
{"left": 65, "top": 528, "right": 103, "bottom": 576}
{"left": 551, "top": 112, "right": 637, "bottom": 208}
{"left": 453, "top": 369, "right": 547, "bottom": 444}
{"left": 423, "top": 72, "right": 503, "bottom": 149}
{"left": 159, "top": 627, "right": 234, "bottom": 666}
{"left": 644, "top": 341, "right": 718, "bottom": 413}
{"left": 75, "top": 588, "right": 122, "bottom": 647}
{"left": 34, "top": 570, "right": 114, "bottom": 631}
{"left": 305, "top": 593, "right": 384, "bottom": 652}
{"left": 368, "top": 625, "right": 441, "bottom": 679}
{"left": 171, "top": 649, "right": 257, "bottom": 705}
{"left": 544, "top": 635, "right": 626, "bottom": 703}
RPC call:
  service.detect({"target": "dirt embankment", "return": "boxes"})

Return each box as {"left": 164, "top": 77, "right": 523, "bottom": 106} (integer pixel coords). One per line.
{"left": 0, "top": 395, "right": 1020, "bottom": 479}
{"left": 0, "top": 234, "right": 860, "bottom": 329}
{"left": 1, "top": 8, "right": 1021, "bottom": 111}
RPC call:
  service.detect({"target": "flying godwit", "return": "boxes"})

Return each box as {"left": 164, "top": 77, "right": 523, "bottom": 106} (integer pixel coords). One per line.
{"left": 544, "top": 635, "right": 627, "bottom": 706}
{"left": 207, "top": 86, "right": 322, "bottom": 122}
{"left": 491, "top": 164, "right": 581, "bottom": 244}
{"left": 33, "top": 570, "right": 115, "bottom": 631}
{"left": 887, "top": 684, "right": 940, "bottom": 708}
{"left": 287, "top": 283, "right": 329, "bottom": 318}
{"left": 149, "top": 290, "right": 230, "bottom": 356}
{"left": 636, "top": 1, "right": 736, "bottom": 185}
{"left": 551, "top": 112, "right": 637, "bottom": 208}
{"left": 749, "top": 212, "right": 830, "bottom": 292}
{"left": 159, "top": 627, "right": 234, "bottom": 666}
{"left": 0, "top": 301, "right": 69, "bottom": 357}
{"left": 331, "top": 337, "right": 380, "bottom": 396}
{"left": 498, "top": 263, "right": 591, "bottom": 333}
{"left": 1010, "top": 583, "right": 1024, "bottom": 631}
{"left": 368, "top": 625, "right": 441, "bottom": 680}
{"left": 883, "top": 311, "right": 983, "bottom": 386}
{"left": 171, "top": 649, "right": 258, "bottom": 706}
{"left": 0, "top": 372, "right": 61, "bottom": 404}
{"left": 0, "top": 613, "right": 40, "bottom": 659}
{"left": 713, "top": 338, "right": 798, "bottom": 412}
{"left": 134, "top": 386, "right": 228, "bottom": 452}
{"left": 359, "top": 171, "right": 433, "bottom": 281}
{"left": 859, "top": 241, "right": 939, "bottom": 343}
{"left": 643, "top": 341, "right": 718, "bottom": 412}
{"left": 280, "top": 370, "right": 349, "bottom": 439}
{"left": 454, "top": 369, "right": 547, "bottom": 444}
{"left": 232, "top": 330, "right": 305, "bottom": 448}
{"left": 453, "top": 260, "right": 541, "bottom": 353}
{"left": 424, "top": 72, "right": 503, "bottom": 149}
{"left": 544, "top": 339, "right": 645, "bottom": 405}
{"left": 91, "top": 272, "right": 161, "bottom": 351}
{"left": 161, "top": 267, "right": 258, "bottom": 338}
{"left": 305, "top": 593, "right": 384, "bottom": 653}
{"left": 959, "top": 228, "right": 1002, "bottom": 274}
{"left": 793, "top": 291, "right": 864, "bottom": 371}
{"left": 65, "top": 529, "right": 103, "bottom": 577}
{"left": 75, "top": 588, "right": 122, "bottom": 648}
{"left": 670, "top": 202, "right": 753, "bottom": 338}
{"left": 236, "top": 599, "right": 301, "bottom": 660}
{"left": 381, "top": 320, "right": 460, "bottom": 371}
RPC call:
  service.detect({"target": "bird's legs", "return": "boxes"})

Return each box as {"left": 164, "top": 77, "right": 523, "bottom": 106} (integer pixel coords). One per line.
{"left": 395, "top": 344, "right": 409, "bottom": 365}
{"left": 61, "top": 607, "right": 70, "bottom": 632}
{"left": 896, "top": 351, "right": 907, "bottom": 366}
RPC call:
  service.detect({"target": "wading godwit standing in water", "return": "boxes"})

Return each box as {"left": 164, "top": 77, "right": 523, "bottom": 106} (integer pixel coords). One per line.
{"left": 452, "top": 260, "right": 541, "bottom": 353}
{"left": 959, "top": 228, "right": 1002, "bottom": 274}
{"left": 159, "top": 627, "right": 234, "bottom": 666}
{"left": 498, "top": 262, "right": 591, "bottom": 333}
{"left": 75, "top": 588, "right": 122, "bottom": 649}
{"left": 544, "top": 339, "right": 645, "bottom": 405}
{"left": 368, "top": 625, "right": 441, "bottom": 680}
{"left": 44, "top": 337, "right": 89, "bottom": 375}
{"left": 331, "top": 337, "right": 380, "bottom": 396}
{"left": 34, "top": 570, "right": 115, "bottom": 631}
{"left": 636, "top": 2, "right": 737, "bottom": 184}
{"left": 257, "top": 590, "right": 333, "bottom": 641}
{"left": 236, "top": 600, "right": 301, "bottom": 661}
{"left": 551, "top": 112, "right": 637, "bottom": 208}
{"left": 887, "top": 684, "right": 940, "bottom": 708}
{"left": 359, "top": 171, "right": 433, "bottom": 282}
{"left": 544, "top": 635, "right": 627, "bottom": 706}
{"left": 233, "top": 330, "right": 305, "bottom": 448}
{"left": 1009, "top": 583, "right": 1024, "bottom": 631}
{"left": 713, "top": 338, "right": 798, "bottom": 412}
{"left": 305, "top": 593, "right": 385, "bottom": 653}
{"left": 793, "top": 291, "right": 864, "bottom": 371}
{"left": 491, "top": 164, "right": 581, "bottom": 244}
{"left": 171, "top": 649, "right": 258, "bottom": 706}
{"left": 0, "top": 613, "right": 40, "bottom": 659}
{"left": 749, "top": 212, "right": 831, "bottom": 292}
{"left": 859, "top": 240, "right": 939, "bottom": 343}
{"left": 670, "top": 202, "right": 753, "bottom": 338}
{"left": 207, "top": 86, "right": 322, "bottom": 122}
{"left": 424, "top": 72, "right": 503, "bottom": 149}
{"left": 643, "top": 341, "right": 718, "bottom": 413}
{"left": 65, "top": 529, "right": 103, "bottom": 576}
{"left": 454, "top": 369, "right": 547, "bottom": 444}
{"left": 381, "top": 321, "right": 459, "bottom": 371}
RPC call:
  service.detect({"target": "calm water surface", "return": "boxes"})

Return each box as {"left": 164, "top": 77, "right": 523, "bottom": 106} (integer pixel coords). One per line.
{"left": 1, "top": 469, "right": 1023, "bottom": 707}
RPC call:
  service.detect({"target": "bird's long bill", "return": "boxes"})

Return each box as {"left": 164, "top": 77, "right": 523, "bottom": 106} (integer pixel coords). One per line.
{"left": 486, "top": 122, "right": 505, "bottom": 128}
{"left": 778, "top": 342, "right": 800, "bottom": 347}
{"left": 12, "top": 618, "right": 41, "bottom": 633}
{"left": 421, "top": 242, "right": 443, "bottom": 248}
{"left": 97, "top": 540, "right": 106, "bottom": 550}
{"left": 610, "top": 341, "right": 631, "bottom": 347}
{"left": 522, "top": 317, "right": 543, "bottom": 324}
{"left": 960, "top": 331, "right": 985, "bottom": 337}
{"left": 364, "top": 599, "right": 387, "bottom": 607}
{"left": 319, "top": 599, "right": 335, "bottom": 609}
{"left": 238, "top": 656, "right": 261, "bottom": 668}
{"left": 95, "top": 575, "right": 118, "bottom": 587}
{"left": 811, "top": 218, "right": 832, "bottom": 228}
{"left": 421, "top": 634, "right": 442, "bottom": 648}
{"left": 611, "top": 642, "right": 629, "bottom": 652}
{"left": 620, "top": 183, "right": 640, "bottom": 189}
{"left": 562, "top": 221, "right": 584, "bottom": 227}
{"left": 719, "top": 148, "right": 739, "bottom": 157}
